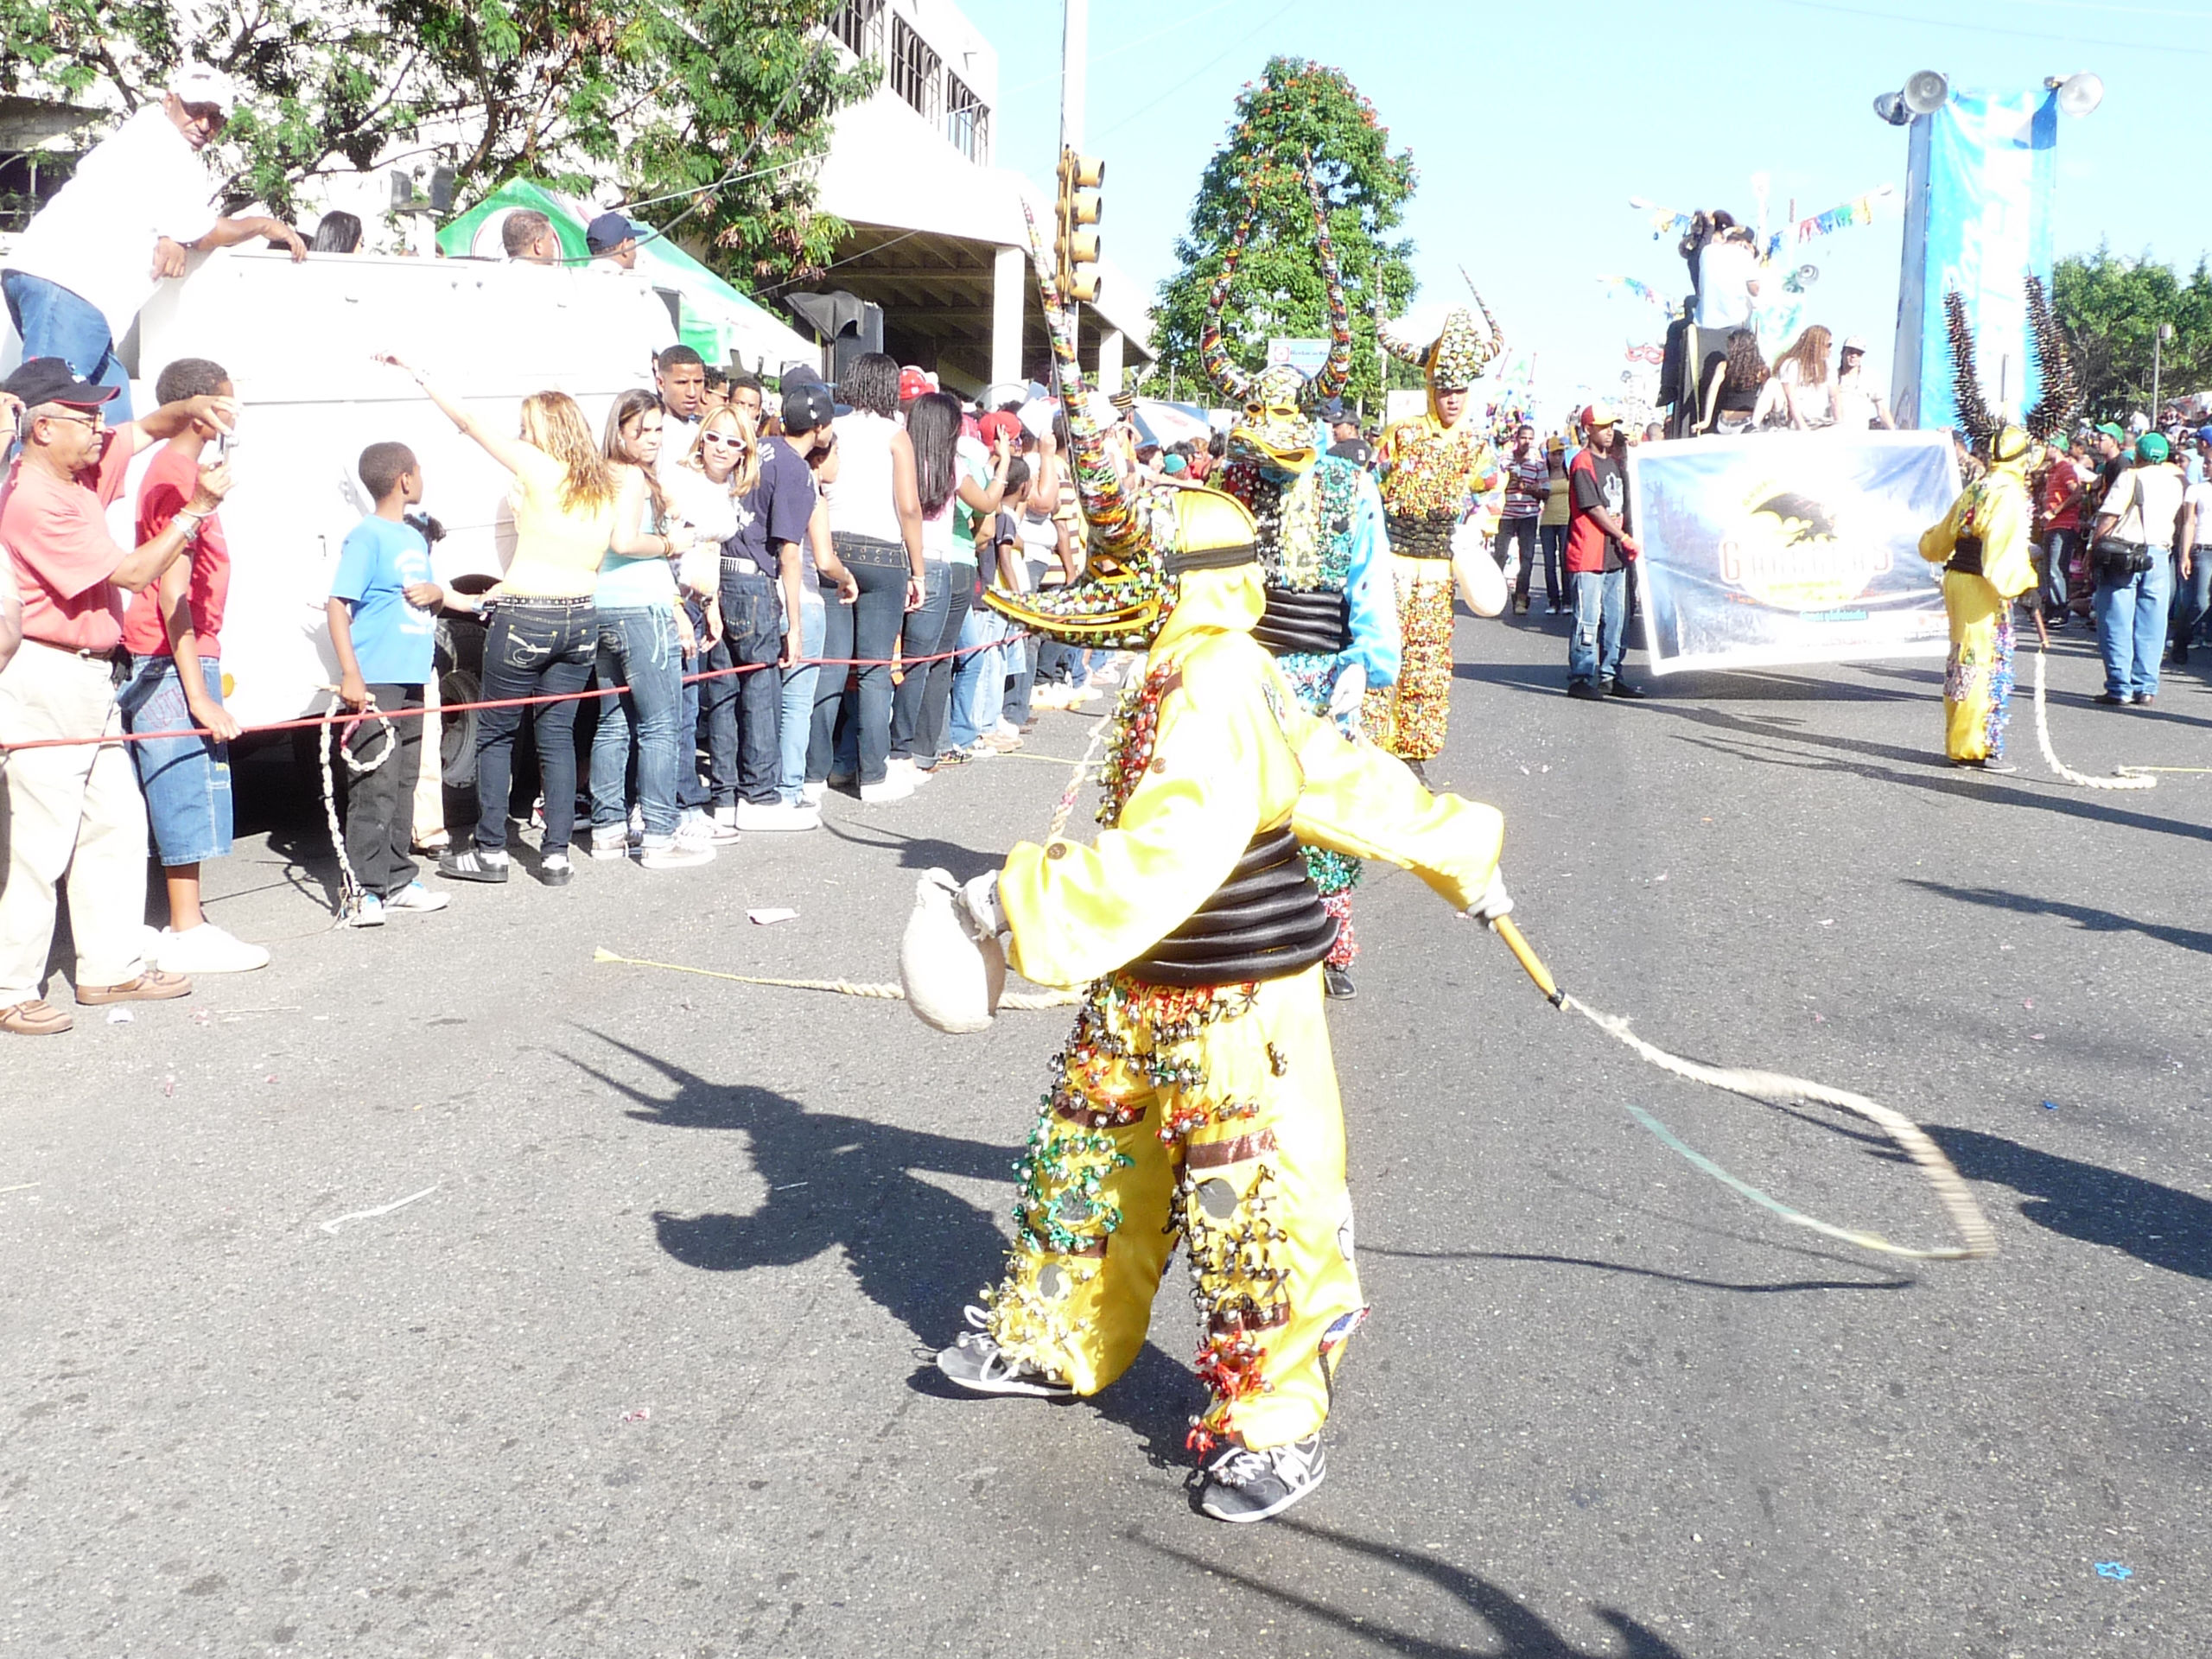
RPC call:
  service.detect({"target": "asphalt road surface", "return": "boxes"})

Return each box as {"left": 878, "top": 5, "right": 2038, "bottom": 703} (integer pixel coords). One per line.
{"left": 3, "top": 612, "right": 2207, "bottom": 1658}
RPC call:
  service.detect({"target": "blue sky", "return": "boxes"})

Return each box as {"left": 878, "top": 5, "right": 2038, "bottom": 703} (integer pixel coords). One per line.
{"left": 961, "top": 0, "right": 2212, "bottom": 419}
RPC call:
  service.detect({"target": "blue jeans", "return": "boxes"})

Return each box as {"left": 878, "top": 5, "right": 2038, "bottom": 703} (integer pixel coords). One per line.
{"left": 118, "top": 654, "right": 231, "bottom": 864}
{"left": 2092, "top": 556, "right": 2171, "bottom": 699}
{"left": 2, "top": 271, "right": 131, "bottom": 419}
{"left": 2171, "top": 548, "right": 2210, "bottom": 659}
{"left": 681, "top": 601, "right": 730, "bottom": 811}
{"left": 811, "top": 535, "right": 908, "bottom": 787}
{"left": 589, "top": 606, "right": 683, "bottom": 841}
{"left": 1537, "top": 524, "right": 1568, "bottom": 607}
{"left": 890, "top": 558, "right": 953, "bottom": 763}
{"left": 1001, "top": 629, "right": 1036, "bottom": 728}
{"left": 779, "top": 591, "right": 825, "bottom": 803}
{"left": 948, "top": 602, "right": 1006, "bottom": 753}
{"left": 2040, "top": 530, "right": 2078, "bottom": 619}
{"left": 1568, "top": 568, "right": 1628, "bottom": 685}
{"left": 474, "top": 598, "right": 595, "bottom": 854}
{"left": 718, "top": 563, "right": 785, "bottom": 805}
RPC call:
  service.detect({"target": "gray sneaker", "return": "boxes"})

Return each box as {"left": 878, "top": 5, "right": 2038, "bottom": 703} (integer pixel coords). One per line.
{"left": 935, "top": 1307, "right": 1073, "bottom": 1398}
{"left": 1196, "top": 1433, "right": 1326, "bottom": 1523}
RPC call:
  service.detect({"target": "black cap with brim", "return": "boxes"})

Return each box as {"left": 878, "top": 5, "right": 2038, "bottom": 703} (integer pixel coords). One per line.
{"left": 585, "top": 212, "right": 645, "bottom": 254}
{"left": 3, "top": 356, "right": 120, "bottom": 408}
{"left": 782, "top": 382, "right": 836, "bottom": 435}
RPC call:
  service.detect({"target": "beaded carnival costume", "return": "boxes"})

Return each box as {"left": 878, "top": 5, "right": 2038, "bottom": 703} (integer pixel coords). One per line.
{"left": 1204, "top": 168, "right": 1396, "bottom": 990}
{"left": 939, "top": 202, "right": 1509, "bottom": 1522}
{"left": 1367, "top": 279, "right": 1507, "bottom": 768}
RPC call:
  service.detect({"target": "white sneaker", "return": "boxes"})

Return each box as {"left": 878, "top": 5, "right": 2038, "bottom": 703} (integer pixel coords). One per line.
{"left": 341, "top": 894, "right": 386, "bottom": 929}
{"left": 384, "top": 880, "right": 449, "bottom": 914}
{"left": 589, "top": 826, "right": 635, "bottom": 862}
{"left": 735, "top": 798, "right": 822, "bottom": 832}
{"left": 800, "top": 781, "right": 828, "bottom": 807}
{"left": 1031, "top": 684, "right": 1073, "bottom": 710}
{"left": 859, "top": 775, "right": 914, "bottom": 804}
{"left": 639, "top": 837, "right": 715, "bottom": 870}
{"left": 713, "top": 804, "right": 740, "bottom": 835}
{"left": 1065, "top": 685, "right": 1099, "bottom": 708}
{"left": 992, "top": 720, "right": 1022, "bottom": 740}
{"left": 155, "top": 922, "right": 270, "bottom": 974}
{"left": 678, "top": 806, "right": 741, "bottom": 846}
{"left": 981, "top": 731, "right": 1023, "bottom": 753}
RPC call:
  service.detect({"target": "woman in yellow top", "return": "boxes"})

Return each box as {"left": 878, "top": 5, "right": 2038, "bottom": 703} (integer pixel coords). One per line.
{"left": 379, "top": 356, "right": 621, "bottom": 884}
{"left": 1917, "top": 425, "right": 2041, "bottom": 771}
{"left": 1537, "top": 437, "right": 1572, "bottom": 614}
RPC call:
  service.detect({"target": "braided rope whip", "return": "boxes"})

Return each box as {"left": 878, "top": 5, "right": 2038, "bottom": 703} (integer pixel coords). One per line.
{"left": 2031, "top": 648, "right": 2157, "bottom": 791}
{"left": 591, "top": 950, "right": 1082, "bottom": 1009}
{"left": 318, "top": 691, "right": 397, "bottom": 913}
{"left": 1046, "top": 702, "right": 1116, "bottom": 842}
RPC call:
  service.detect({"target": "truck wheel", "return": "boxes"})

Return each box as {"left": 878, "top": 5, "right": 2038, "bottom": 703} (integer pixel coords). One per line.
{"left": 435, "top": 618, "right": 485, "bottom": 791}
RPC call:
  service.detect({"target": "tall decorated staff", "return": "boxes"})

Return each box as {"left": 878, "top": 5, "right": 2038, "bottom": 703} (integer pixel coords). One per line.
{"left": 918, "top": 200, "right": 1516, "bottom": 1526}
{"left": 1367, "top": 270, "right": 1509, "bottom": 785}
{"left": 1205, "top": 160, "right": 1397, "bottom": 1001}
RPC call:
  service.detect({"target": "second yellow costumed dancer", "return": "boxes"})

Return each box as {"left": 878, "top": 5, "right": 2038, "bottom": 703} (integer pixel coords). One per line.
{"left": 902, "top": 215, "right": 1514, "bottom": 1525}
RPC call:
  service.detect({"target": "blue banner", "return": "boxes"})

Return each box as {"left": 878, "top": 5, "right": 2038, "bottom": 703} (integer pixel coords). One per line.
{"left": 1626, "top": 432, "right": 1961, "bottom": 676}
{"left": 1897, "top": 87, "right": 2058, "bottom": 432}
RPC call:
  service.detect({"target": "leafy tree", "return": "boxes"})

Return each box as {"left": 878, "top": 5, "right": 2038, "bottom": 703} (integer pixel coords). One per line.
{"left": 0, "top": 0, "right": 874, "bottom": 283}
{"left": 2052, "top": 247, "right": 2212, "bottom": 421}
{"left": 1150, "top": 57, "right": 1417, "bottom": 411}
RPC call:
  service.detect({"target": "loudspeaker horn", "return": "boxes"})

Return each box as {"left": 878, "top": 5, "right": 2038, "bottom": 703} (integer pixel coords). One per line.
{"left": 2054, "top": 72, "right": 2103, "bottom": 117}
{"left": 1903, "top": 71, "right": 1950, "bottom": 116}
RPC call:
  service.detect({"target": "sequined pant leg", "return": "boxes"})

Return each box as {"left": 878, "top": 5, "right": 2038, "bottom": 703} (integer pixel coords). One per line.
{"left": 1279, "top": 653, "right": 1362, "bottom": 969}
{"left": 1942, "top": 573, "right": 2011, "bottom": 763}
{"left": 1366, "top": 558, "right": 1453, "bottom": 762}
{"left": 1176, "top": 967, "right": 1365, "bottom": 1453}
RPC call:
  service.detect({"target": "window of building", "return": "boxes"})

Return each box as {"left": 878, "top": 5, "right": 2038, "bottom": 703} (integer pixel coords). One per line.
{"left": 890, "top": 15, "right": 940, "bottom": 123}
{"left": 944, "top": 73, "right": 989, "bottom": 164}
{"left": 831, "top": 0, "right": 885, "bottom": 60}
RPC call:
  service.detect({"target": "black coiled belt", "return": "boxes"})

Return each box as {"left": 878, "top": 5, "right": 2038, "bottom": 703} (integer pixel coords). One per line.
{"left": 1387, "top": 509, "right": 1457, "bottom": 560}
{"left": 1253, "top": 585, "right": 1351, "bottom": 658}
{"left": 1945, "top": 534, "right": 1985, "bottom": 577}
{"left": 1126, "top": 827, "right": 1338, "bottom": 988}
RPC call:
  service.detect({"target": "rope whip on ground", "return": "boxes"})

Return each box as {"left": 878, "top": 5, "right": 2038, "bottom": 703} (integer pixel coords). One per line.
{"left": 2031, "top": 648, "right": 2157, "bottom": 791}
{"left": 1488, "top": 915, "right": 1997, "bottom": 1263}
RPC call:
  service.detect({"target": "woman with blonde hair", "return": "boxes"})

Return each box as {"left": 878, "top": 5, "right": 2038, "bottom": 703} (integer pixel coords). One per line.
{"left": 379, "top": 359, "right": 619, "bottom": 886}
{"left": 587, "top": 387, "right": 715, "bottom": 871}
{"left": 1755, "top": 324, "right": 1835, "bottom": 430}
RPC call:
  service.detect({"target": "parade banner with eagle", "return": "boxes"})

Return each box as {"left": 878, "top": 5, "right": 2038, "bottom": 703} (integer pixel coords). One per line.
{"left": 1626, "top": 431, "right": 1961, "bottom": 676}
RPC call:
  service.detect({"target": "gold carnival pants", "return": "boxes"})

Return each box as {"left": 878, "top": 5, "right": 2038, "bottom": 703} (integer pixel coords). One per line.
{"left": 982, "top": 965, "right": 1365, "bottom": 1453}
{"left": 1365, "top": 556, "right": 1453, "bottom": 762}
{"left": 1942, "top": 571, "right": 2016, "bottom": 764}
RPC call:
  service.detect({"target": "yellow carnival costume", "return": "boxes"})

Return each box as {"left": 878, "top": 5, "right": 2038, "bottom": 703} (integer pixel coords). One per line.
{"left": 1917, "top": 428, "right": 2036, "bottom": 766}
{"left": 930, "top": 200, "right": 1511, "bottom": 1525}
{"left": 1369, "top": 283, "right": 1506, "bottom": 769}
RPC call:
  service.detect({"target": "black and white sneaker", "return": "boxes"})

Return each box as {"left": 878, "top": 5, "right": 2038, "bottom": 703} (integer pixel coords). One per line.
{"left": 1196, "top": 1433, "right": 1326, "bottom": 1523}
{"left": 934, "top": 1306, "right": 1073, "bottom": 1398}
{"left": 1323, "top": 964, "right": 1356, "bottom": 1000}
{"left": 438, "top": 846, "right": 509, "bottom": 883}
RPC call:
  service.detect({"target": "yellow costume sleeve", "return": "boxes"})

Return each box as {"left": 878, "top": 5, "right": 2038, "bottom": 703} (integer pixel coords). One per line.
{"left": 1916, "top": 491, "right": 1967, "bottom": 565}
{"left": 1286, "top": 714, "right": 1504, "bottom": 912}
{"left": 999, "top": 645, "right": 1285, "bottom": 989}
{"left": 1977, "top": 476, "right": 2037, "bottom": 600}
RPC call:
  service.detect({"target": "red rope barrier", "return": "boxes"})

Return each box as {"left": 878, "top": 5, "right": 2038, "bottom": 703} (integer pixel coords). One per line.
{"left": 0, "top": 633, "right": 1036, "bottom": 753}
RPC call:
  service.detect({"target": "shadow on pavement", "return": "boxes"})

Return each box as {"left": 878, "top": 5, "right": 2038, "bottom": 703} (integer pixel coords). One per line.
{"left": 1925, "top": 1124, "right": 2212, "bottom": 1281}
{"left": 571, "top": 1033, "right": 1205, "bottom": 1469}
{"left": 1904, "top": 879, "right": 2212, "bottom": 957}
{"left": 1358, "top": 1245, "right": 1910, "bottom": 1295}
{"left": 1136, "top": 1520, "right": 1688, "bottom": 1657}
{"left": 823, "top": 820, "right": 1005, "bottom": 881}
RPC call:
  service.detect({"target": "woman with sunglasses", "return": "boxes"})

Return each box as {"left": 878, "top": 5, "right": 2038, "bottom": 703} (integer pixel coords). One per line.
{"left": 582, "top": 388, "right": 715, "bottom": 870}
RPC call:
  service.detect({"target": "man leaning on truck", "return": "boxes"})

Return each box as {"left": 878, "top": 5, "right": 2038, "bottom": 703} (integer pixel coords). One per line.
{"left": 0, "top": 63, "right": 306, "bottom": 422}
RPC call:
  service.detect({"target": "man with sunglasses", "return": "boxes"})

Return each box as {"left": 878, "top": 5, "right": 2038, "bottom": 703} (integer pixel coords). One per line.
{"left": 2, "top": 64, "right": 305, "bottom": 422}
{"left": 0, "top": 356, "right": 238, "bottom": 1035}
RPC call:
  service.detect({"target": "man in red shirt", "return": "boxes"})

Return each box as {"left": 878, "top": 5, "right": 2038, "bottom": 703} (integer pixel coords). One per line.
{"left": 0, "top": 356, "right": 234, "bottom": 1035}
{"left": 1564, "top": 404, "right": 1644, "bottom": 700}
{"left": 2036, "top": 435, "right": 2090, "bottom": 630}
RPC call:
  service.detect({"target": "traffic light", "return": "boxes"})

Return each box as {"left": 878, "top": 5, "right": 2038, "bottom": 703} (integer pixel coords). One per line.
{"left": 1054, "top": 148, "right": 1105, "bottom": 305}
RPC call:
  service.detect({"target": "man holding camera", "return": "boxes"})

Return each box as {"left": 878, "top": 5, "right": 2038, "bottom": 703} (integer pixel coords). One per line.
{"left": 2088, "top": 431, "right": 2183, "bottom": 708}
{"left": 0, "top": 358, "right": 235, "bottom": 1035}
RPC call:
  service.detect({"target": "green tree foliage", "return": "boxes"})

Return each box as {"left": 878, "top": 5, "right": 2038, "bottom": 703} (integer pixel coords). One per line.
{"left": 1150, "top": 58, "right": 1417, "bottom": 411}
{"left": 0, "top": 0, "right": 875, "bottom": 283}
{"left": 2052, "top": 247, "right": 2212, "bottom": 420}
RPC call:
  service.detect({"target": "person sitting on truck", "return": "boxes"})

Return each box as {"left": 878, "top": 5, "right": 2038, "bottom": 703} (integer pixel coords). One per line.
{"left": 378, "top": 356, "right": 616, "bottom": 887}
{"left": 0, "top": 64, "right": 307, "bottom": 422}
{"left": 584, "top": 212, "right": 644, "bottom": 271}
{"left": 310, "top": 212, "right": 364, "bottom": 254}
{"left": 500, "top": 210, "right": 561, "bottom": 266}
{"left": 116, "top": 355, "right": 270, "bottom": 975}
{"left": 0, "top": 355, "right": 236, "bottom": 1038}
{"left": 325, "top": 442, "right": 453, "bottom": 925}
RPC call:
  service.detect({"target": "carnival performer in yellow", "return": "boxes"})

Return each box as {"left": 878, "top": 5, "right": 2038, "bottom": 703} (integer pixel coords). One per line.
{"left": 1918, "top": 425, "right": 2041, "bottom": 772}
{"left": 1367, "top": 280, "right": 1508, "bottom": 787}
{"left": 904, "top": 213, "right": 1512, "bottom": 1526}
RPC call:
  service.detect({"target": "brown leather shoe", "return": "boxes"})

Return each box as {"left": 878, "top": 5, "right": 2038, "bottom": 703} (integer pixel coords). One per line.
{"left": 0, "top": 998, "right": 73, "bottom": 1035}
{"left": 75, "top": 969, "right": 193, "bottom": 1006}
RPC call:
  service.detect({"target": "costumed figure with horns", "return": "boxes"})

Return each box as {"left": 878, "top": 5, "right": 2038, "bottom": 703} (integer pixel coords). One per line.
{"left": 906, "top": 206, "right": 1513, "bottom": 1525}
{"left": 1918, "top": 279, "right": 2080, "bottom": 769}
{"left": 1367, "top": 279, "right": 1509, "bottom": 785}
{"left": 1204, "top": 168, "right": 1398, "bottom": 1001}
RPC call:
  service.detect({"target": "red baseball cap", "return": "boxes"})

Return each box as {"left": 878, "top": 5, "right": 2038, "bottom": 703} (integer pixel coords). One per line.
{"left": 977, "top": 410, "right": 1024, "bottom": 448}
{"left": 898, "top": 365, "right": 937, "bottom": 403}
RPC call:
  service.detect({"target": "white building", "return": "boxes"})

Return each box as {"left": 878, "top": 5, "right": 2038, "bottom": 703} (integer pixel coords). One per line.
{"left": 801, "top": 0, "right": 1154, "bottom": 393}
